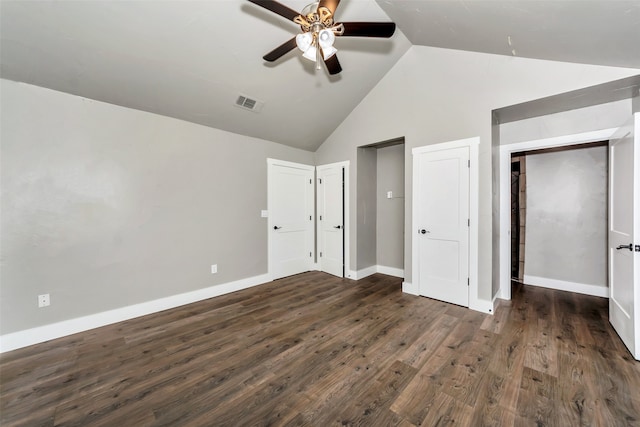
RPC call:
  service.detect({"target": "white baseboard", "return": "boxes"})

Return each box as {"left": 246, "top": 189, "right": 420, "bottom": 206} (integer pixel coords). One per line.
{"left": 350, "top": 265, "right": 405, "bottom": 280}
{"left": 355, "top": 265, "right": 377, "bottom": 280}
{"left": 523, "top": 274, "right": 609, "bottom": 298}
{"left": 377, "top": 265, "right": 404, "bottom": 278}
{"left": 0, "top": 273, "right": 271, "bottom": 353}
{"left": 469, "top": 297, "right": 495, "bottom": 314}
{"left": 402, "top": 281, "right": 419, "bottom": 295}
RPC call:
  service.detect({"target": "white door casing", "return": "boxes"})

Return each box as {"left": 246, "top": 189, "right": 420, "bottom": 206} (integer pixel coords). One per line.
{"left": 267, "top": 159, "right": 314, "bottom": 280}
{"left": 317, "top": 162, "right": 349, "bottom": 278}
{"left": 412, "top": 138, "right": 479, "bottom": 309}
{"left": 498, "top": 128, "right": 619, "bottom": 301}
{"left": 609, "top": 113, "right": 640, "bottom": 360}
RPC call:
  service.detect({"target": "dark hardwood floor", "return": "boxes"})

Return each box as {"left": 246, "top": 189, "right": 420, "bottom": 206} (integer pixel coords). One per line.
{"left": 1, "top": 272, "right": 639, "bottom": 426}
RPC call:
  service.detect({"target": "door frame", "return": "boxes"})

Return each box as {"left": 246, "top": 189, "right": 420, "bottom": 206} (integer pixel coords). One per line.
{"left": 316, "top": 161, "right": 350, "bottom": 278}
{"left": 267, "top": 158, "right": 315, "bottom": 280}
{"left": 411, "top": 137, "right": 482, "bottom": 312}
{"left": 498, "top": 128, "right": 618, "bottom": 300}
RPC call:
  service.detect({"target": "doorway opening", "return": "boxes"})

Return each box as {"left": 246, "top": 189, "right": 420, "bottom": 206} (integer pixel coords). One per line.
{"left": 499, "top": 128, "right": 618, "bottom": 301}
{"left": 510, "top": 141, "right": 609, "bottom": 292}
{"left": 354, "top": 137, "right": 406, "bottom": 279}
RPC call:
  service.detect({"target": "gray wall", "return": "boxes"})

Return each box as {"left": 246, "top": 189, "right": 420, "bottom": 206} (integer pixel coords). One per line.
{"left": 315, "top": 45, "right": 637, "bottom": 304}
{"left": 0, "top": 79, "right": 314, "bottom": 335}
{"left": 356, "top": 147, "right": 377, "bottom": 270}
{"left": 524, "top": 147, "right": 608, "bottom": 287}
{"left": 500, "top": 99, "right": 631, "bottom": 145}
{"left": 376, "top": 144, "right": 405, "bottom": 270}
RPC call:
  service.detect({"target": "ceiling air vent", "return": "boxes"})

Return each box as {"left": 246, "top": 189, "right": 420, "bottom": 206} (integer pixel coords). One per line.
{"left": 235, "top": 94, "right": 264, "bottom": 113}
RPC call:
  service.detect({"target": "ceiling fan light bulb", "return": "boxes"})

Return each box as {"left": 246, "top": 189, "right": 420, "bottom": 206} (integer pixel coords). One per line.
{"left": 322, "top": 46, "right": 337, "bottom": 60}
{"left": 296, "top": 32, "right": 313, "bottom": 52}
{"left": 318, "top": 29, "right": 335, "bottom": 48}
{"left": 303, "top": 45, "right": 318, "bottom": 62}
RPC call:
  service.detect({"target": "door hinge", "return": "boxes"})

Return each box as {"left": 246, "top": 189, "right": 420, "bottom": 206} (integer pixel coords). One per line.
{"left": 468, "top": 160, "right": 470, "bottom": 168}
{"left": 468, "top": 278, "right": 470, "bottom": 286}
{"left": 468, "top": 219, "right": 470, "bottom": 227}
{"left": 319, "top": 178, "right": 322, "bottom": 184}
{"left": 320, "top": 215, "right": 322, "bottom": 220}
{"left": 310, "top": 252, "right": 312, "bottom": 257}
{"left": 320, "top": 252, "right": 323, "bottom": 258}
{"left": 310, "top": 215, "right": 312, "bottom": 220}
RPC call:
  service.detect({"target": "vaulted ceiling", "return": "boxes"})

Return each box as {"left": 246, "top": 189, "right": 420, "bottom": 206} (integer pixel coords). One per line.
{"left": 2, "top": 0, "right": 639, "bottom": 151}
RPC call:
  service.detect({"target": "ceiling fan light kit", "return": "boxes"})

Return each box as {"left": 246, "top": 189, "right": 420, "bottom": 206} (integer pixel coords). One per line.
{"left": 248, "top": 0, "right": 396, "bottom": 75}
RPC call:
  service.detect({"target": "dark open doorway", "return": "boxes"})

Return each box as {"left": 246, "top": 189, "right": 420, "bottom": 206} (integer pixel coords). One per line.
{"left": 510, "top": 156, "right": 525, "bottom": 282}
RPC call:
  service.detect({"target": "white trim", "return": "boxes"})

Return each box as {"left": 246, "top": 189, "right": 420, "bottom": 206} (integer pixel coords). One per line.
{"left": 498, "top": 284, "right": 511, "bottom": 300}
{"left": 402, "top": 281, "right": 419, "bottom": 295}
{"left": 524, "top": 275, "right": 609, "bottom": 298}
{"left": 0, "top": 273, "right": 271, "bottom": 353}
{"left": 467, "top": 141, "right": 482, "bottom": 313}
{"left": 412, "top": 136, "right": 479, "bottom": 155}
{"left": 634, "top": 112, "right": 640, "bottom": 359}
{"left": 316, "top": 161, "right": 350, "bottom": 278}
{"left": 354, "top": 265, "right": 377, "bottom": 280}
{"left": 347, "top": 264, "right": 404, "bottom": 280}
{"left": 266, "top": 157, "right": 315, "bottom": 170}
{"left": 377, "top": 265, "right": 404, "bottom": 278}
{"left": 498, "top": 128, "right": 618, "bottom": 301}
{"left": 472, "top": 297, "right": 496, "bottom": 315}
{"left": 411, "top": 137, "right": 481, "bottom": 312}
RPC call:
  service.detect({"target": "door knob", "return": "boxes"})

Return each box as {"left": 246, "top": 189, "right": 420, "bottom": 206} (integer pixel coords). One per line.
{"left": 616, "top": 244, "right": 633, "bottom": 251}
{"left": 274, "top": 226, "right": 282, "bottom": 230}
{"left": 334, "top": 225, "right": 341, "bottom": 229}
{"left": 420, "top": 229, "right": 429, "bottom": 234}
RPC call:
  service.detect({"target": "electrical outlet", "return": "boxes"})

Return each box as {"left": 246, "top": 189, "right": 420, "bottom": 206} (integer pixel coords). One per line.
{"left": 38, "top": 294, "right": 50, "bottom": 308}
{"left": 211, "top": 264, "right": 218, "bottom": 274}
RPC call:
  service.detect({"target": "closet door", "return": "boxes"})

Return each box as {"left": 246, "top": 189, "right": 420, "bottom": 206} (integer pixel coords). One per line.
{"left": 268, "top": 159, "right": 314, "bottom": 280}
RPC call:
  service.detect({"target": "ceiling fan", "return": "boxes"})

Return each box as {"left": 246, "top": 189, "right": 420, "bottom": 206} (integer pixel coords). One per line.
{"left": 247, "top": 0, "right": 396, "bottom": 75}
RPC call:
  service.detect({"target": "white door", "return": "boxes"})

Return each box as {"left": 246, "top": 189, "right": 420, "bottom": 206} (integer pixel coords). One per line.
{"left": 609, "top": 112, "right": 640, "bottom": 360}
{"left": 414, "top": 146, "right": 469, "bottom": 306}
{"left": 317, "top": 163, "right": 346, "bottom": 277}
{"left": 268, "top": 159, "right": 314, "bottom": 280}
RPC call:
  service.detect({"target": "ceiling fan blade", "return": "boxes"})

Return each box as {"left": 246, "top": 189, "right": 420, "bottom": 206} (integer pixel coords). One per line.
{"left": 263, "top": 37, "right": 298, "bottom": 62}
{"left": 247, "top": 0, "right": 301, "bottom": 22}
{"left": 341, "top": 22, "right": 396, "bottom": 38}
{"left": 324, "top": 54, "right": 342, "bottom": 75}
{"left": 318, "top": 0, "right": 341, "bottom": 14}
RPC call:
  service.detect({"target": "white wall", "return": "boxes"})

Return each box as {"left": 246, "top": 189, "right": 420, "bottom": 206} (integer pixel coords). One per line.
{"left": 315, "top": 45, "right": 638, "bottom": 305}
{"left": 525, "top": 147, "right": 608, "bottom": 289}
{"left": 0, "top": 79, "right": 314, "bottom": 335}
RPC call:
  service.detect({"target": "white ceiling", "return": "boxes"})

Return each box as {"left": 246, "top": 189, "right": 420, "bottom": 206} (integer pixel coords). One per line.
{"left": 1, "top": 1, "right": 639, "bottom": 152}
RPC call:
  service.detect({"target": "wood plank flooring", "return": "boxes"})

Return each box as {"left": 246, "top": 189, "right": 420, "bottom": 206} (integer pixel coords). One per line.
{"left": 1, "top": 272, "right": 639, "bottom": 426}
